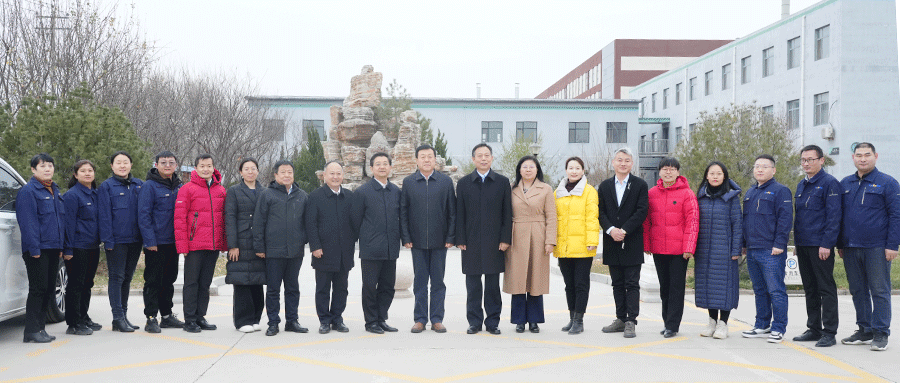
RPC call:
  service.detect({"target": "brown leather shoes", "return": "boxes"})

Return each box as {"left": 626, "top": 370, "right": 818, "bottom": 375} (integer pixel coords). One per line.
{"left": 432, "top": 323, "right": 447, "bottom": 333}
{"left": 411, "top": 322, "right": 425, "bottom": 333}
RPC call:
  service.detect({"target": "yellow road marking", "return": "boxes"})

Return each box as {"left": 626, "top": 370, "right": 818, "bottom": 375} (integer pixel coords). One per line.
{"left": 249, "top": 350, "right": 427, "bottom": 383}
{"left": 49, "top": 339, "right": 70, "bottom": 348}
{"left": 782, "top": 341, "right": 888, "bottom": 383}
{"left": 0, "top": 367, "right": 8, "bottom": 372}
{"left": 25, "top": 350, "right": 47, "bottom": 358}
{"left": 0, "top": 354, "right": 221, "bottom": 383}
{"left": 429, "top": 349, "right": 614, "bottom": 383}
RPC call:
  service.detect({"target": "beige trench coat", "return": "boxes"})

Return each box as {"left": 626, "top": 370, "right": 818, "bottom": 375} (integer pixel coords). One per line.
{"left": 503, "top": 180, "right": 558, "bottom": 295}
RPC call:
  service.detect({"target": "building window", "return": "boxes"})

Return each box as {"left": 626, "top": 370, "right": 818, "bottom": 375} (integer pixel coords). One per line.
{"left": 674, "top": 126, "right": 683, "bottom": 146}
{"left": 663, "top": 88, "right": 669, "bottom": 109}
{"left": 704, "top": 71, "right": 713, "bottom": 96}
{"left": 515, "top": 121, "right": 537, "bottom": 142}
{"left": 606, "top": 122, "right": 627, "bottom": 143}
{"left": 675, "top": 83, "right": 682, "bottom": 105}
{"left": 814, "top": 92, "right": 829, "bottom": 126}
{"left": 761, "top": 105, "right": 774, "bottom": 124}
{"left": 651, "top": 93, "right": 657, "bottom": 112}
{"left": 722, "top": 64, "right": 731, "bottom": 90}
{"left": 688, "top": 123, "right": 696, "bottom": 137}
{"left": 762, "top": 47, "right": 774, "bottom": 77}
{"left": 741, "top": 56, "right": 752, "bottom": 84}
{"left": 302, "top": 119, "right": 325, "bottom": 140}
{"left": 689, "top": 77, "right": 697, "bottom": 100}
{"left": 787, "top": 99, "right": 800, "bottom": 130}
{"left": 481, "top": 121, "right": 503, "bottom": 142}
{"left": 787, "top": 36, "right": 800, "bottom": 69}
{"left": 641, "top": 97, "right": 646, "bottom": 116}
{"left": 569, "top": 122, "right": 590, "bottom": 143}
{"left": 266, "top": 119, "right": 286, "bottom": 141}
{"left": 815, "top": 25, "right": 830, "bottom": 60}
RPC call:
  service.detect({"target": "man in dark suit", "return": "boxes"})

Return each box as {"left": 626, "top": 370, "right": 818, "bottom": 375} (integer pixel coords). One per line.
{"left": 306, "top": 161, "right": 357, "bottom": 334}
{"left": 597, "top": 147, "right": 649, "bottom": 338}
{"left": 456, "top": 143, "right": 513, "bottom": 335}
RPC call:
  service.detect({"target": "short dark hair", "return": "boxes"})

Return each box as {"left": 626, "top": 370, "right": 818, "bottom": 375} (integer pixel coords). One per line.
{"left": 855, "top": 142, "right": 876, "bottom": 154}
{"left": 415, "top": 145, "right": 436, "bottom": 158}
{"left": 194, "top": 153, "right": 214, "bottom": 167}
{"left": 238, "top": 157, "right": 259, "bottom": 173}
{"left": 273, "top": 160, "right": 294, "bottom": 174}
{"left": 512, "top": 155, "right": 545, "bottom": 189}
{"left": 30, "top": 153, "right": 54, "bottom": 169}
{"left": 755, "top": 154, "right": 776, "bottom": 166}
{"left": 564, "top": 156, "right": 585, "bottom": 170}
{"left": 109, "top": 151, "right": 132, "bottom": 165}
{"left": 68, "top": 159, "right": 97, "bottom": 189}
{"left": 155, "top": 150, "right": 178, "bottom": 164}
{"left": 471, "top": 143, "right": 492, "bottom": 157}
{"left": 657, "top": 157, "right": 681, "bottom": 171}
{"left": 800, "top": 145, "right": 824, "bottom": 158}
{"left": 370, "top": 152, "right": 391, "bottom": 167}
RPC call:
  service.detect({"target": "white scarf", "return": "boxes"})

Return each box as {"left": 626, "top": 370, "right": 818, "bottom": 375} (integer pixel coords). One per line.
{"left": 555, "top": 177, "right": 587, "bottom": 198}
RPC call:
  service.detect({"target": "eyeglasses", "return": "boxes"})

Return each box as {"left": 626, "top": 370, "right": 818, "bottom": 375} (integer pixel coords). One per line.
{"left": 800, "top": 157, "right": 821, "bottom": 164}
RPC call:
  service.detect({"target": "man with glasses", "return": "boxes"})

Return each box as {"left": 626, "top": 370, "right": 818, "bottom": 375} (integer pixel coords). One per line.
{"left": 740, "top": 154, "right": 792, "bottom": 344}
{"left": 838, "top": 142, "right": 899, "bottom": 351}
{"left": 792, "top": 145, "right": 841, "bottom": 347}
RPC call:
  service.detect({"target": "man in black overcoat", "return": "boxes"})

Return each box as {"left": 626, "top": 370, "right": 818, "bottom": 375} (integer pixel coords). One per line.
{"left": 455, "top": 143, "right": 512, "bottom": 335}
{"left": 306, "top": 161, "right": 357, "bottom": 334}
{"left": 597, "top": 147, "right": 649, "bottom": 338}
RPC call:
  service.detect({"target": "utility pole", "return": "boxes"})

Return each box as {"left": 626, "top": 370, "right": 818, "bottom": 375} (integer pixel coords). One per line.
{"left": 35, "top": 0, "right": 69, "bottom": 96}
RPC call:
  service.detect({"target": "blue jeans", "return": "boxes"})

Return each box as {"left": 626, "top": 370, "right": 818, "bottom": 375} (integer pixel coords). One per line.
{"left": 843, "top": 247, "right": 892, "bottom": 335}
{"left": 411, "top": 248, "right": 447, "bottom": 324}
{"left": 106, "top": 242, "right": 142, "bottom": 319}
{"left": 746, "top": 249, "right": 788, "bottom": 333}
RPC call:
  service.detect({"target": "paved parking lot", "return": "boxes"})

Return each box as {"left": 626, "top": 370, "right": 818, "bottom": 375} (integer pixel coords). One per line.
{"left": 0, "top": 249, "right": 897, "bottom": 382}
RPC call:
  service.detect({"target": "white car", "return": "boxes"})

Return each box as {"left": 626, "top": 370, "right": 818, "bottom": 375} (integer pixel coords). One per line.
{"left": 0, "top": 157, "right": 66, "bottom": 323}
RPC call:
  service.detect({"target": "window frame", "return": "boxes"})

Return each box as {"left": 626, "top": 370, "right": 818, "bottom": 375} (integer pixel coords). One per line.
{"left": 568, "top": 122, "right": 590, "bottom": 143}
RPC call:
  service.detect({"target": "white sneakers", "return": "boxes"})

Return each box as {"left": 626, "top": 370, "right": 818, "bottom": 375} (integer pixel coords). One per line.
{"left": 700, "top": 318, "right": 716, "bottom": 337}
{"left": 767, "top": 331, "right": 784, "bottom": 343}
{"left": 713, "top": 321, "right": 729, "bottom": 339}
{"left": 252, "top": 323, "right": 262, "bottom": 332}
{"left": 741, "top": 327, "right": 771, "bottom": 338}
{"left": 238, "top": 325, "right": 255, "bottom": 333}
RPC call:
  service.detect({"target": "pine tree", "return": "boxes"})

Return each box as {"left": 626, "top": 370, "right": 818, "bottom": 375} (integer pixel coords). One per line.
{"left": 294, "top": 126, "right": 326, "bottom": 193}
{"left": 434, "top": 130, "right": 451, "bottom": 165}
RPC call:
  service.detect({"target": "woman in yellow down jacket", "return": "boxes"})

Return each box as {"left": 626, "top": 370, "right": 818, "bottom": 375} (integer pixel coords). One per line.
{"left": 554, "top": 156, "right": 600, "bottom": 334}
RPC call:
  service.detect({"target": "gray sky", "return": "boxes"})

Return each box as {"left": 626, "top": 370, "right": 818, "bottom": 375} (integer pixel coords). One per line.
{"left": 119, "top": 0, "right": 887, "bottom": 99}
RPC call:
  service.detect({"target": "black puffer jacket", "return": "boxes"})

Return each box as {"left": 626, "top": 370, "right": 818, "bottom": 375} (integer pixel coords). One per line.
{"left": 225, "top": 181, "right": 265, "bottom": 285}
{"left": 253, "top": 181, "right": 308, "bottom": 259}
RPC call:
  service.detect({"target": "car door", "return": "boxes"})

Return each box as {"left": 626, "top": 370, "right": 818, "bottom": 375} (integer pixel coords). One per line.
{"left": 0, "top": 159, "right": 26, "bottom": 321}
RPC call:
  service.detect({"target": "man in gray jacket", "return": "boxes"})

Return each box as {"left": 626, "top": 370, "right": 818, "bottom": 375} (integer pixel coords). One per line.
{"left": 253, "top": 160, "right": 308, "bottom": 336}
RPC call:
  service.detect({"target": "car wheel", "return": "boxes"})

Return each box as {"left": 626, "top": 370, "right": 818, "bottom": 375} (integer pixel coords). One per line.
{"left": 45, "top": 258, "right": 66, "bottom": 323}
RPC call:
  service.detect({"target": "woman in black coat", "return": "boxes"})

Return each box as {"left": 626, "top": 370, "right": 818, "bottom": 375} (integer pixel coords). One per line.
{"left": 225, "top": 158, "right": 266, "bottom": 333}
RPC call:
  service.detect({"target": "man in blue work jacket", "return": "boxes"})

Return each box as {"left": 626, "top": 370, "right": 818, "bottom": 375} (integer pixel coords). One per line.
{"left": 740, "top": 154, "right": 793, "bottom": 344}
{"left": 838, "top": 142, "right": 900, "bottom": 351}
{"left": 792, "top": 145, "right": 841, "bottom": 347}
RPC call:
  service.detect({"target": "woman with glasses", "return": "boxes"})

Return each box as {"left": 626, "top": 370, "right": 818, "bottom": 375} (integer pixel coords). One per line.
{"left": 642, "top": 157, "right": 699, "bottom": 338}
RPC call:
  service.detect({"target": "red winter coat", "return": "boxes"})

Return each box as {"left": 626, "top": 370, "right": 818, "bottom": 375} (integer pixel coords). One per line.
{"left": 643, "top": 176, "right": 699, "bottom": 255}
{"left": 175, "top": 169, "right": 228, "bottom": 253}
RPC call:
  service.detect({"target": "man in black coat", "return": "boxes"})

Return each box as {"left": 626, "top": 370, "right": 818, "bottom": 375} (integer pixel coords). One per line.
{"left": 597, "top": 147, "right": 649, "bottom": 339}
{"left": 253, "top": 160, "right": 309, "bottom": 336}
{"left": 306, "top": 161, "right": 357, "bottom": 334}
{"left": 352, "top": 153, "right": 402, "bottom": 334}
{"left": 456, "top": 143, "right": 512, "bottom": 335}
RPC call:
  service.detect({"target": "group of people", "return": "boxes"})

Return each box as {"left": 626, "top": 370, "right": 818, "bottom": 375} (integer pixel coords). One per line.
{"left": 15, "top": 141, "right": 897, "bottom": 352}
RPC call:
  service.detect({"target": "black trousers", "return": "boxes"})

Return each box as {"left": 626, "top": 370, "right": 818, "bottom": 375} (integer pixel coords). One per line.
{"left": 265, "top": 257, "right": 302, "bottom": 326}
{"left": 64, "top": 248, "right": 100, "bottom": 327}
{"left": 23, "top": 249, "right": 59, "bottom": 334}
{"left": 182, "top": 250, "right": 218, "bottom": 323}
{"left": 653, "top": 254, "right": 689, "bottom": 332}
{"left": 234, "top": 285, "right": 265, "bottom": 328}
{"left": 465, "top": 273, "right": 502, "bottom": 328}
{"left": 558, "top": 257, "right": 593, "bottom": 313}
{"left": 106, "top": 242, "right": 141, "bottom": 319}
{"left": 510, "top": 294, "right": 544, "bottom": 324}
{"left": 796, "top": 246, "right": 839, "bottom": 335}
{"left": 143, "top": 244, "right": 179, "bottom": 318}
{"left": 609, "top": 264, "right": 641, "bottom": 324}
{"left": 361, "top": 259, "right": 396, "bottom": 326}
{"left": 315, "top": 269, "right": 349, "bottom": 325}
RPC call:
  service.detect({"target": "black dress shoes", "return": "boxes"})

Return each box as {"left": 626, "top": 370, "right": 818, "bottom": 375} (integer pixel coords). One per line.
{"left": 663, "top": 329, "right": 678, "bottom": 338}
{"left": 183, "top": 322, "right": 202, "bottom": 333}
{"left": 332, "top": 322, "right": 350, "bottom": 333}
{"left": 39, "top": 330, "right": 56, "bottom": 341}
{"left": 487, "top": 327, "right": 502, "bottom": 335}
{"left": 319, "top": 324, "right": 331, "bottom": 334}
{"left": 285, "top": 320, "right": 309, "bottom": 333}
{"left": 365, "top": 324, "right": 385, "bottom": 334}
{"left": 529, "top": 323, "right": 540, "bottom": 333}
{"left": 515, "top": 324, "right": 526, "bottom": 333}
{"left": 378, "top": 322, "right": 398, "bottom": 332}
{"left": 84, "top": 317, "right": 103, "bottom": 331}
{"left": 123, "top": 317, "right": 140, "bottom": 330}
{"left": 112, "top": 318, "right": 135, "bottom": 332}
{"left": 466, "top": 325, "right": 482, "bottom": 334}
{"left": 266, "top": 325, "right": 279, "bottom": 336}
{"left": 23, "top": 332, "right": 52, "bottom": 343}
{"left": 67, "top": 324, "right": 93, "bottom": 335}
{"left": 197, "top": 318, "right": 217, "bottom": 331}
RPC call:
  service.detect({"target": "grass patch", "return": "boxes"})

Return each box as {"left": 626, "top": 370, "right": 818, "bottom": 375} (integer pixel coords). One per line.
{"left": 93, "top": 251, "right": 227, "bottom": 289}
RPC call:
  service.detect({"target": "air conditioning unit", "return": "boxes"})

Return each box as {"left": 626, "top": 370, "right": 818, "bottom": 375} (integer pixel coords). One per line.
{"left": 822, "top": 123, "right": 835, "bottom": 140}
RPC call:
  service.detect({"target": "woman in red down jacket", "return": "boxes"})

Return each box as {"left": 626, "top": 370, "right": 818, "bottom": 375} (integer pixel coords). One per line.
{"left": 175, "top": 154, "right": 228, "bottom": 333}
{"left": 642, "top": 157, "right": 699, "bottom": 338}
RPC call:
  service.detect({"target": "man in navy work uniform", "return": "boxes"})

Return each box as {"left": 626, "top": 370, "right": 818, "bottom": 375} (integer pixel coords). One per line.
{"left": 838, "top": 142, "right": 900, "bottom": 351}
{"left": 791, "top": 145, "right": 841, "bottom": 347}
{"left": 740, "top": 154, "right": 793, "bottom": 344}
